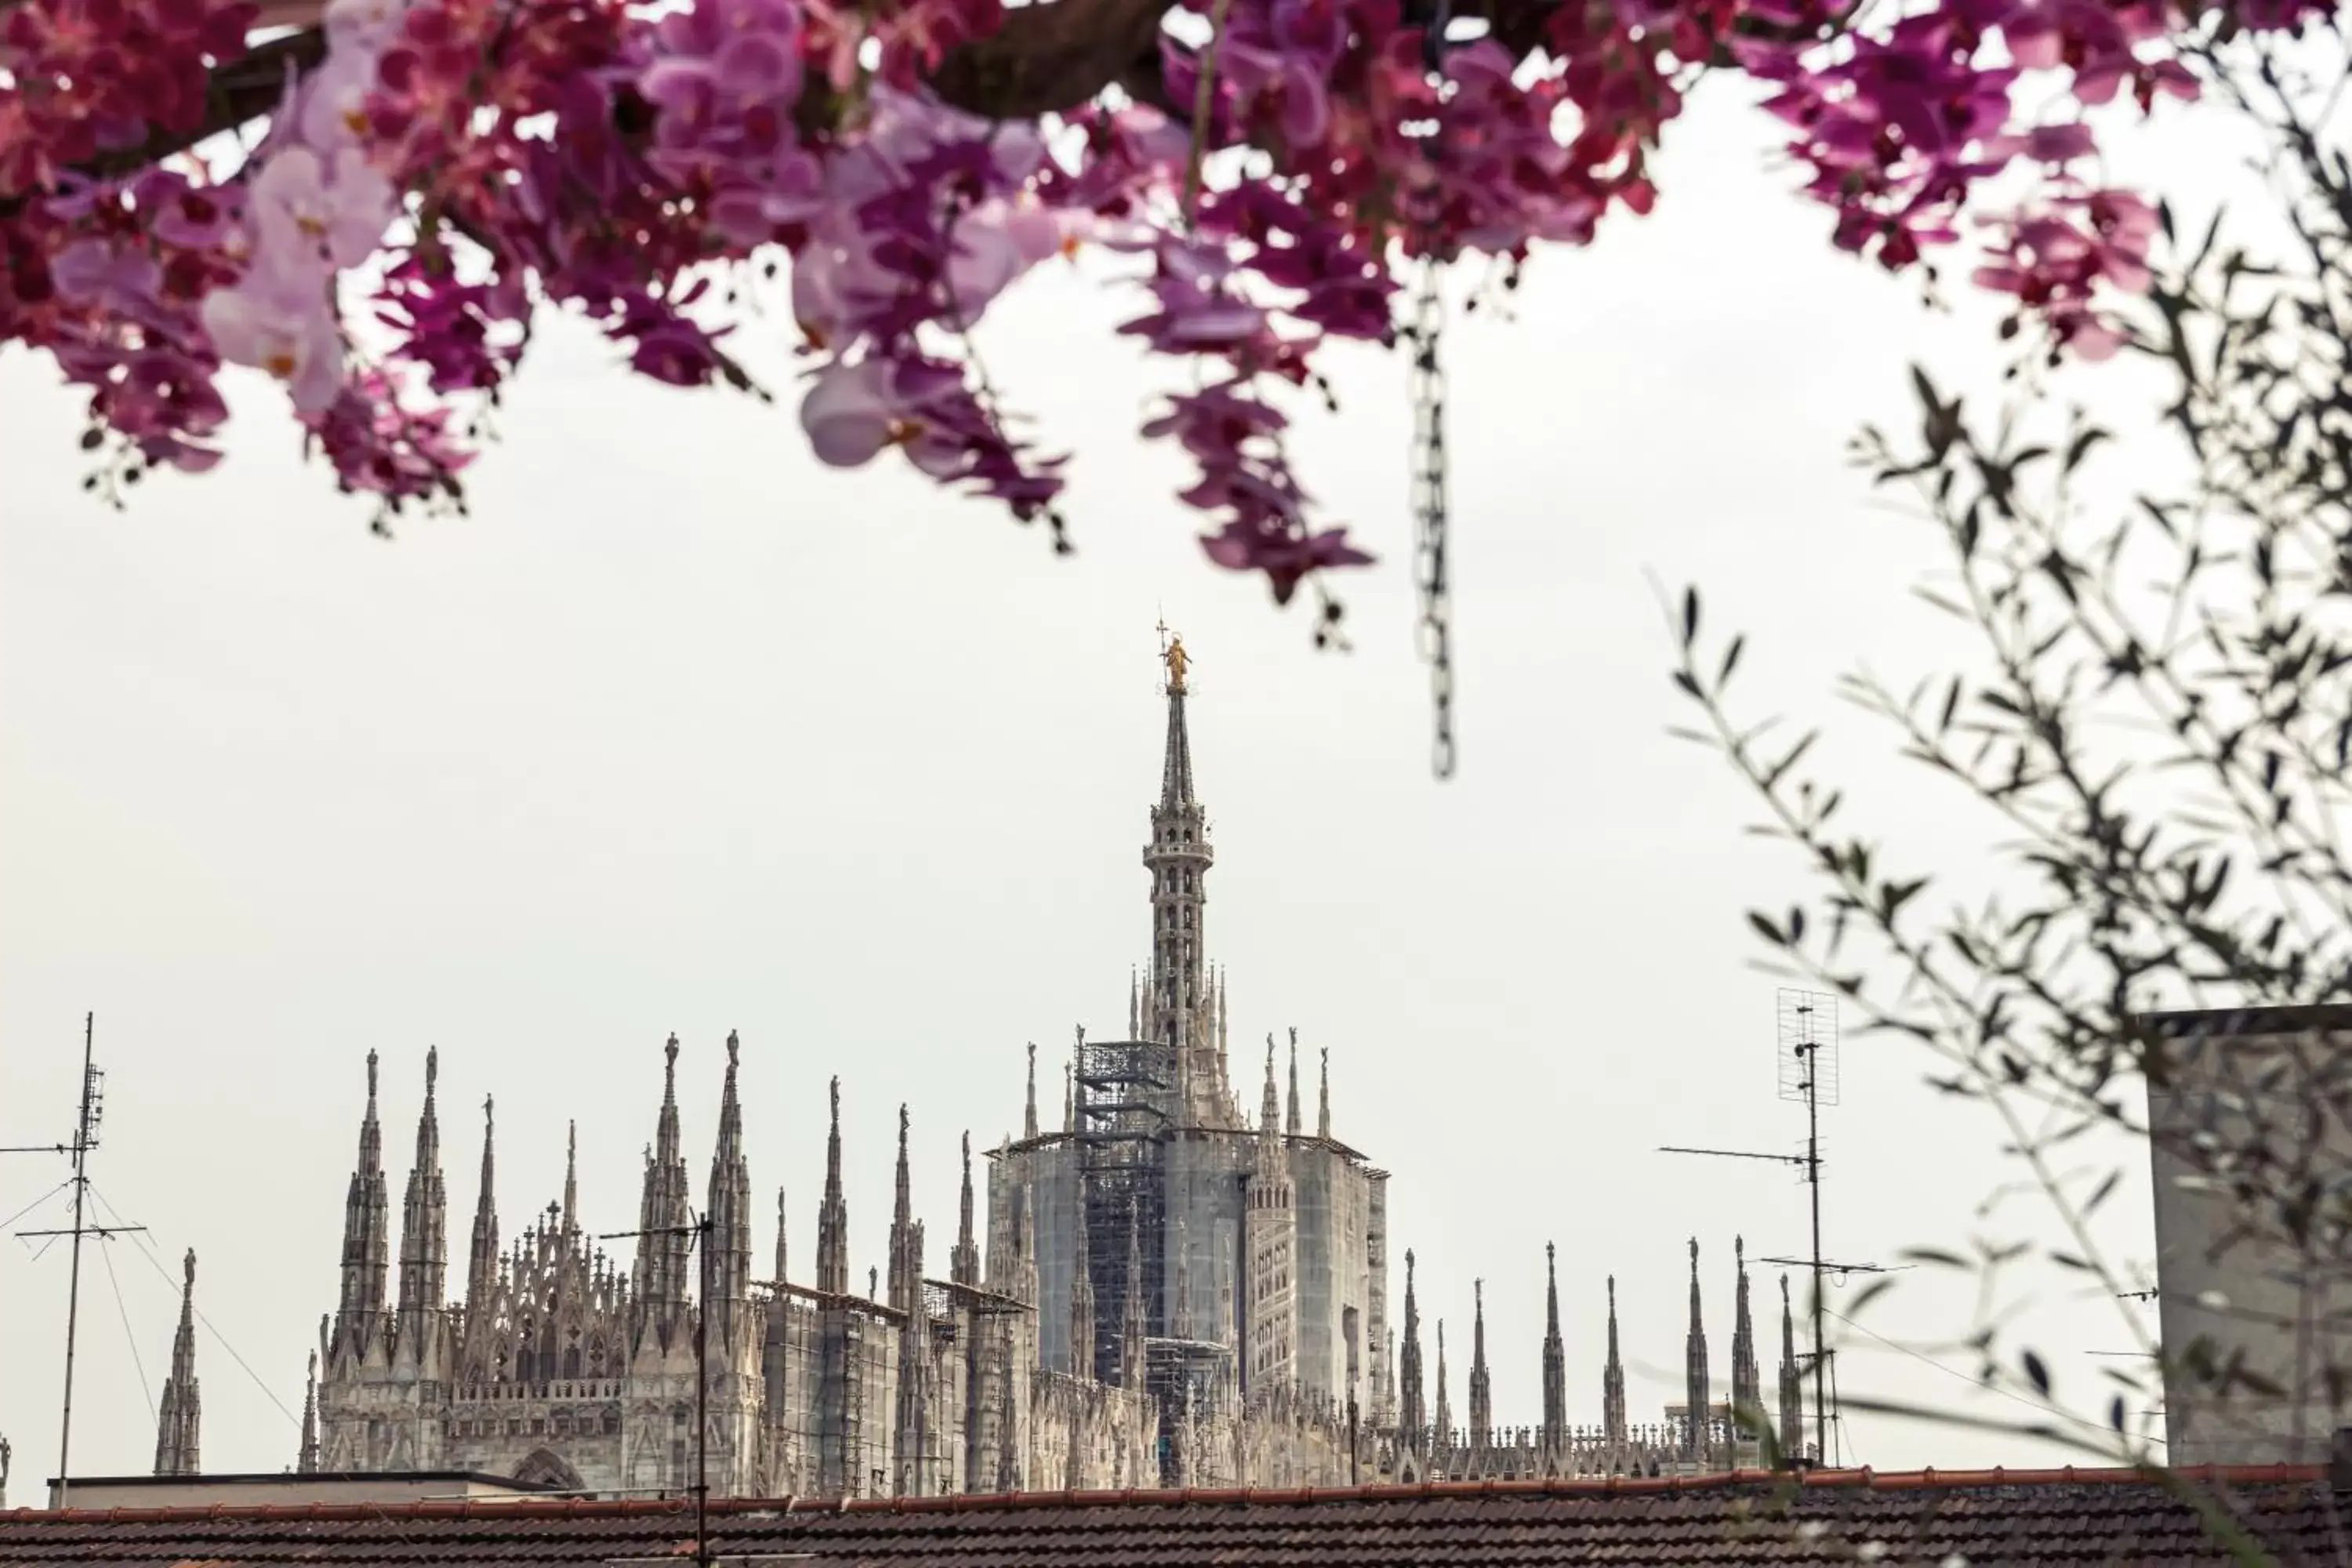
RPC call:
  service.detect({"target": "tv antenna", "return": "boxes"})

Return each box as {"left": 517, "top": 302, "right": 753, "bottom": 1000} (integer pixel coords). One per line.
{"left": 600, "top": 1210, "right": 713, "bottom": 1563}
{"left": 1659, "top": 989, "right": 1865, "bottom": 1466}
{"left": 11, "top": 1013, "right": 147, "bottom": 1508}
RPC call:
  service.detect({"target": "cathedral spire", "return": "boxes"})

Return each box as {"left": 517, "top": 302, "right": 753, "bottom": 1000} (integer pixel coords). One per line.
{"left": 465, "top": 1096, "right": 499, "bottom": 1314}
{"left": 1023, "top": 1043, "right": 1039, "bottom": 1142}
{"left": 950, "top": 1131, "right": 980, "bottom": 1287}
{"left": 297, "top": 1350, "right": 320, "bottom": 1474}
{"left": 561, "top": 1120, "right": 579, "bottom": 1236}
{"left": 1541, "top": 1243, "right": 1566, "bottom": 1453}
{"left": 1684, "top": 1237, "right": 1711, "bottom": 1458}
{"left": 394, "top": 1049, "right": 448, "bottom": 1361}
{"left": 1732, "top": 1236, "right": 1761, "bottom": 1439}
{"left": 1119, "top": 1200, "right": 1147, "bottom": 1388}
{"left": 1468, "top": 1279, "right": 1491, "bottom": 1450}
{"left": 1433, "top": 1319, "right": 1451, "bottom": 1448}
{"left": 1259, "top": 1037, "right": 1280, "bottom": 1138}
{"left": 1284, "top": 1029, "right": 1301, "bottom": 1137}
{"left": 1316, "top": 1045, "right": 1330, "bottom": 1141}
{"left": 633, "top": 1036, "right": 694, "bottom": 1345}
{"left": 1145, "top": 629, "right": 1218, "bottom": 1128}
{"left": 1128, "top": 969, "right": 1140, "bottom": 1038}
{"left": 1218, "top": 967, "right": 1229, "bottom": 1058}
{"left": 887, "top": 1104, "right": 915, "bottom": 1314}
{"left": 153, "top": 1248, "right": 201, "bottom": 1475}
{"left": 1398, "top": 1250, "right": 1425, "bottom": 1446}
{"left": 816, "top": 1076, "right": 849, "bottom": 1296}
{"left": 1602, "top": 1275, "right": 1628, "bottom": 1448}
{"left": 706, "top": 1032, "right": 753, "bottom": 1339}
{"left": 1777, "top": 1273, "right": 1804, "bottom": 1464}
{"left": 333, "top": 1051, "right": 390, "bottom": 1360}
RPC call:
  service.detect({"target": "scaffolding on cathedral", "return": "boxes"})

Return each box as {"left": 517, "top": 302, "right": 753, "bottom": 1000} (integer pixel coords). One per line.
{"left": 1071, "top": 1030, "right": 1173, "bottom": 1391}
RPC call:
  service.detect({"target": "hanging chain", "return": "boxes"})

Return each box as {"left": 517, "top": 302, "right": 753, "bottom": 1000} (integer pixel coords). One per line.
{"left": 1409, "top": 256, "right": 1454, "bottom": 781}
{"left": 1409, "top": 0, "right": 1456, "bottom": 782}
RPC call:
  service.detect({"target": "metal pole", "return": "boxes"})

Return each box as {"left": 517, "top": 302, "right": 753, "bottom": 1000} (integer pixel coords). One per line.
{"left": 1806, "top": 1045, "right": 1828, "bottom": 1467}
{"left": 56, "top": 1012, "right": 94, "bottom": 1508}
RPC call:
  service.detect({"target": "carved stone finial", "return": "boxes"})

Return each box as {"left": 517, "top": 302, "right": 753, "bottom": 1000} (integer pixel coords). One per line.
{"left": 726, "top": 1029, "right": 740, "bottom": 1065}
{"left": 365, "top": 1049, "right": 379, "bottom": 1100}
{"left": 483, "top": 1094, "right": 494, "bottom": 1131}
{"left": 665, "top": 1033, "right": 680, "bottom": 1065}
{"left": 425, "top": 1046, "right": 438, "bottom": 1093}
{"left": 183, "top": 1247, "right": 197, "bottom": 1289}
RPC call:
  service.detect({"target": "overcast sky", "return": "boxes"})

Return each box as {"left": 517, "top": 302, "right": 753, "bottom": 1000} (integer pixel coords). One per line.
{"left": 0, "top": 82, "right": 2256, "bottom": 1491}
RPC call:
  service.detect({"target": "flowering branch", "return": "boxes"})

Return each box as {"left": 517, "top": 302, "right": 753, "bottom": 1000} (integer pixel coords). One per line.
{"left": 2, "top": 0, "right": 2316, "bottom": 608}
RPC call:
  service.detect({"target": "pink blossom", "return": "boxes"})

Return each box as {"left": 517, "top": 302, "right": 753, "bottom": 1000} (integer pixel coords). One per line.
{"left": 249, "top": 147, "right": 398, "bottom": 271}
{"left": 202, "top": 277, "right": 346, "bottom": 414}
{"left": 801, "top": 357, "right": 920, "bottom": 467}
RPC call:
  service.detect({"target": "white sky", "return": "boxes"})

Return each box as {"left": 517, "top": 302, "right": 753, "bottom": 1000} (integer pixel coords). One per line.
{"left": 0, "top": 78, "right": 2259, "bottom": 1489}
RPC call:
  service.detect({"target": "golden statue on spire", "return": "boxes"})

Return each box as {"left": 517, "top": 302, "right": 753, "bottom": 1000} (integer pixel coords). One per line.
{"left": 1157, "top": 618, "right": 1191, "bottom": 694}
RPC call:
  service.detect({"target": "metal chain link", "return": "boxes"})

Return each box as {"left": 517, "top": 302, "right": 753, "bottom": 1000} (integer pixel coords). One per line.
{"left": 1409, "top": 255, "right": 1454, "bottom": 782}
{"left": 1410, "top": 0, "right": 1456, "bottom": 782}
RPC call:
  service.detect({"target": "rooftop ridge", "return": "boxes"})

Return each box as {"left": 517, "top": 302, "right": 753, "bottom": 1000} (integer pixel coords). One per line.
{"left": 8, "top": 1463, "right": 2329, "bottom": 1526}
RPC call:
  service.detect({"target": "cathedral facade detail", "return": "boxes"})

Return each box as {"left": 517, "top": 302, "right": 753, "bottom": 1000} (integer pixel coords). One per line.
{"left": 303, "top": 638, "right": 1813, "bottom": 1497}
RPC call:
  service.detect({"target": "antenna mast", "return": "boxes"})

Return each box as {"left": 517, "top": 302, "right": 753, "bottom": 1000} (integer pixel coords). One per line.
{"left": 1778, "top": 989, "right": 1838, "bottom": 1467}
{"left": 1657, "top": 989, "right": 1866, "bottom": 1467}
{"left": 13, "top": 1013, "right": 147, "bottom": 1508}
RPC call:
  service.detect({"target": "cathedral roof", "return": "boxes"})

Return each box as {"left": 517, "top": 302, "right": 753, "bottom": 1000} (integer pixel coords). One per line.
{"left": 2, "top": 1465, "right": 2336, "bottom": 1565}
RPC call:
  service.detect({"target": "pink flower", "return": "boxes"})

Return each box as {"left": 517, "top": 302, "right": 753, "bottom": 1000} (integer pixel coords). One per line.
{"left": 323, "top": 0, "right": 410, "bottom": 53}
{"left": 802, "top": 357, "right": 926, "bottom": 467}
{"left": 201, "top": 276, "right": 346, "bottom": 414}
{"left": 298, "top": 49, "right": 382, "bottom": 152}
{"left": 249, "top": 147, "right": 397, "bottom": 271}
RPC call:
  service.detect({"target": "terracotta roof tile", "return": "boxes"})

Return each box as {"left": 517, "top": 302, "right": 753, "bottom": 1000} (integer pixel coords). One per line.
{"left": 0, "top": 1467, "right": 2343, "bottom": 1566}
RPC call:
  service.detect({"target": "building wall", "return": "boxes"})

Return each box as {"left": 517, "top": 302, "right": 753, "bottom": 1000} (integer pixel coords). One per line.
{"left": 2147, "top": 1012, "right": 2352, "bottom": 1465}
